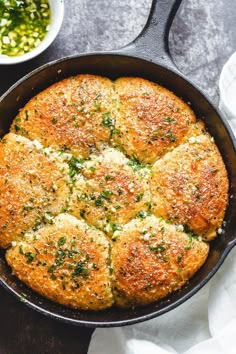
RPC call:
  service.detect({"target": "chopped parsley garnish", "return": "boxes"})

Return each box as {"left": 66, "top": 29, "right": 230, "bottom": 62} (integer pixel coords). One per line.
{"left": 95, "top": 190, "right": 113, "bottom": 207}
{"left": 48, "top": 265, "right": 56, "bottom": 279}
{"left": 23, "top": 205, "right": 34, "bottom": 211}
{"left": 52, "top": 117, "right": 58, "bottom": 124}
{"left": 184, "top": 234, "right": 193, "bottom": 250}
{"left": 24, "top": 251, "right": 36, "bottom": 263}
{"left": 68, "top": 156, "right": 84, "bottom": 178}
{"left": 57, "top": 236, "right": 66, "bottom": 246}
{"left": 165, "top": 131, "right": 176, "bottom": 142}
{"left": 149, "top": 243, "right": 167, "bottom": 254}
{"left": 25, "top": 110, "right": 29, "bottom": 120}
{"left": 106, "top": 213, "right": 111, "bottom": 221}
{"left": 72, "top": 261, "right": 89, "bottom": 279}
{"left": 95, "top": 196, "right": 104, "bottom": 207}
{"left": 19, "top": 245, "right": 36, "bottom": 263}
{"left": 101, "top": 112, "right": 114, "bottom": 128}
{"left": 137, "top": 210, "right": 147, "bottom": 219}
{"left": 101, "top": 190, "right": 113, "bottom": 199}
{"left": 109, "top": 267, "right": 113, "bottom": 275}
{"left": 14, "top": 124, "right": 21, "bottom": 132}
{"left": 135, "top": 193, "right": 144, "bottom": 202}
{"left": 162, "top": 116, "right": 174, "bottom": 123}
{"left": 111, "top": 128, "right": 120, "bottom": 135}
{"left": 183, "top": 224, "right": 191, "bottom": 233}
{"left": 105, "top": 174, "right": 115, "bottom": 181}
{"left": 79, "top": 209, "right": 86, "bottom": 219}
{"left": 127, "top": 157, "right": 146, "bottom": 171}
{"left": 177, "top": 254, "right": 183, "bottom": 262}
{"left": 109, "top": 222, "right": 122, "bottom": 232}
{"left": 94, "top": 100, "right": 101, "bottom": 112}
{"left": 77, "top": 193, "right": 88, "bottom": 201}
{"left": 145, "top": 201, "right": 152, "bottom": 210}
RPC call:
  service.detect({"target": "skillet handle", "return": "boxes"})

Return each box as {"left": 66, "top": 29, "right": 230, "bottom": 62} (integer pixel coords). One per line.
{"left": 119, "top": 0, "right": 182, "bottom": 70}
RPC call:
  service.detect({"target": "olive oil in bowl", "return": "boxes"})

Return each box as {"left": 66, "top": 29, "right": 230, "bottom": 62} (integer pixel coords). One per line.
{"left": 0, "top": 0, "right": 51, "bottom": 57}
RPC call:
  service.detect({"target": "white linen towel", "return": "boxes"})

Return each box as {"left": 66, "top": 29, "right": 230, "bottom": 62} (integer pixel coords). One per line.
{"left": 88, "top": 56, "right": 236, "bottom": 354}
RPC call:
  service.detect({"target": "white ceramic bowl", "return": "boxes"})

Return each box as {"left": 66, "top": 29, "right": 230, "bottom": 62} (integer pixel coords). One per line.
{"left": 0, "top": 0, "right": 64, "bottom": 65}
{"left": 219, "top": 51, "right": 236, "bottom": 132}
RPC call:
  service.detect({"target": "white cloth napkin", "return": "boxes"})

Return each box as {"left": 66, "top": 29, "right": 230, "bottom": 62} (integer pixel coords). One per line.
{"left": 88, "top": 63, "right": 236, "bottom": 354}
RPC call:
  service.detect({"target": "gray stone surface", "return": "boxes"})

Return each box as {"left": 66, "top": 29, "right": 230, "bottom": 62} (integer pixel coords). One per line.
{"left": 42, "top": 0, "right": 236, "bottom": 103}
{"left": 0, "top": 1, "right": 236, "bottom": 353}
{"left": 170, "top": 0, "right": 236, "bottom": 102}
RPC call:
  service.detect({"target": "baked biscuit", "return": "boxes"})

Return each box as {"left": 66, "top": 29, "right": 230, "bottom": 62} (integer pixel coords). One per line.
{"left": 6, "top": 213, "right": 113, "bottom": 310}
{"left": 10, "top": 75, "right": 116, "bottom": 158}
{"left": 112, "top": 77, "right": 196, "bottom": 163}
{"left": 111, "top": 215, "right": 209, "bottom": 307}
{"left": 69, "top": 147, "right": 150, "bottom": 233}
{"left": 150, "top": 133, "right": 228, "bottom": 240}
{"left": 0, "top": 133, "right": 69, "bottom": 248}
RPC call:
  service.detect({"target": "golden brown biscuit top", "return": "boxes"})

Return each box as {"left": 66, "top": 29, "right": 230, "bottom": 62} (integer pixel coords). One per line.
{"left": 150, "top": 134, "right": 229, "bottom": 240}
{"left": 6, "top": 213, "right": 113, "bottom": 310}
{"left": 0, "top": 133, "right": 70, "bottom": 248}
{"left": 111, "top": 215, "right": 209, "bottom": 307}
{"left": 69, "top": 147, "right": 150, "bottom": 233}
{"left": 112, "top": 77, "right": 196, "bottom": 163}
{"left": 11, "top": 75, "right": 116, "bottom": 158}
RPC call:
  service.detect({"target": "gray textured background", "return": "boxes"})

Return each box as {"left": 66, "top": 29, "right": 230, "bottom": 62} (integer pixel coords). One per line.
{"left": 33, "top": 0, "right": 236, "bottom": 102}
{"left": 0, "top": 1, "right": 236, "bottom": 353}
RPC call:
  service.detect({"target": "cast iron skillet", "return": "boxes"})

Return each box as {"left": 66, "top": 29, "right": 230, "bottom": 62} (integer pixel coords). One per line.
{"left": 0, "top": 0, "right": 235, "bottom": 328}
